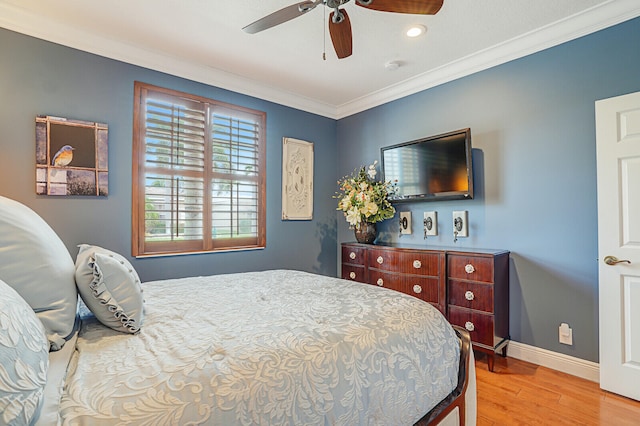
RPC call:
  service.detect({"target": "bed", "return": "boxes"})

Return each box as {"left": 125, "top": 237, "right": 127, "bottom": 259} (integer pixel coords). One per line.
{"left": 0, "top": 196, "right": 476, "bottom": 426}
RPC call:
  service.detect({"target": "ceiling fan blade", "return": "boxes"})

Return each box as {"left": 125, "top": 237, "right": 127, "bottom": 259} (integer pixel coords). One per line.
{"left": 355, "top": 0, "right": 444, "bottom": 15}
{"left": 329, "top": 9, "right": 353, "bottom": 59}
{"left": 243, "top": 1, "right": 320, "bottom": 34}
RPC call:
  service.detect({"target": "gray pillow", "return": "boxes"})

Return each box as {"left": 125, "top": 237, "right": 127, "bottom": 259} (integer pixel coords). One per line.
{"left": 74, "top": 244, "right": 144, "bottom": 333}
{"left": 0, "top": 196, "right": 77, "bottom": 351}
{"left": 0, "top": 279, "right": 50, "bottom": 426}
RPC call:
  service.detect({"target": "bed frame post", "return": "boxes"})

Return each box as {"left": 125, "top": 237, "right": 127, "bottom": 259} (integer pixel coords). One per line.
{"left": 414, "top": 326, "right": 472, "bottom": 425}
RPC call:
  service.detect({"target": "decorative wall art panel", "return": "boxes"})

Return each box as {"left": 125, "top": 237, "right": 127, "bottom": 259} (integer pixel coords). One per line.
{"left": 36, "top": 116, "right": 108, "bottom": 196}
{"left": 282, "top": 137, "right": 313, "bottom": 220}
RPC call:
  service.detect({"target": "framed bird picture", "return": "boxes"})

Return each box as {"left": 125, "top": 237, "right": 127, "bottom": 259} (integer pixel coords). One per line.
{"left": 35, "top": 116, "right": 108, "bottom": 196}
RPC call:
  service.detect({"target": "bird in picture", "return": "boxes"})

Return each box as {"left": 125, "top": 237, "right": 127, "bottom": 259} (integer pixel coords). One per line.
{"left": 51, "top": 145, "right": 75, "bottom": 167}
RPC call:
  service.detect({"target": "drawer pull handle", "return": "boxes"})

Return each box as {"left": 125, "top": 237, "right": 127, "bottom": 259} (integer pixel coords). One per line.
{"left": 413, "top": 260, "right": 421, "bottom": 269}
{"left": 465, "top": 290, "right": 475, "bottom": 301}
{"left": 349, "top": 272, "right": 356, "bottom": 279}
{"left": 377, "top": 256, "right": 384, "bottom": 264}
{"left": 464, "top": 264, "right": 475, "bottom": 274}
{"left": 465, "top": 321, "right": 475, "bottom": 332}
{"left": 413, "top": 284, "right": 422, "bottom": 294}
{"left": 349, "top": 252, "right": 356, "bottom": 260}
{"left": 377, "top": 278, "right": 384, "bottom": 287}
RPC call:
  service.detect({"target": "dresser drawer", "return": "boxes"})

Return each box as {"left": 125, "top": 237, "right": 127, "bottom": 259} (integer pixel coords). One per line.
{"left": 448, "top": 254, "right": 494, "bottom": 283}
{"left": 368, "top": 270, "right": 402, "bottom": 290}
{"left": 448, "top": 305, "right": 495, "bottom": 347}
{"left": 342, "top": 264, "right": 366, "bottom": 283}
{"left": 342, "top": 245, "right": 367, "bottom": 266}
{"left": 367, "top": 248, "right": 399, "bottom": 272}
{"left": 369, "top": 249, "right": 441, "bottom": 276}
{"left": 448, "top": 280, "right": 494, "bottom": 313}
{"left": 400, "top": 275, "right": 440, "bottom": 305}
{"left": 369, "top": 270, "right": 439, "bottom": 305}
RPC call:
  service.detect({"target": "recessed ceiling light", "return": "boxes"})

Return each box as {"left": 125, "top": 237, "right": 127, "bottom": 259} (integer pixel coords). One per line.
{"left": 406, "top": 25, "right": 426, "bottom": 38}
{"left": 385, "top": 61, "right": 401, "bottom": 71}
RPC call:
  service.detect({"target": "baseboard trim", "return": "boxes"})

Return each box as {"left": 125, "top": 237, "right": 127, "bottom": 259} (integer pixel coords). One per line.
{"left": 506, "top": 341, "right": 600, "bottom": 383}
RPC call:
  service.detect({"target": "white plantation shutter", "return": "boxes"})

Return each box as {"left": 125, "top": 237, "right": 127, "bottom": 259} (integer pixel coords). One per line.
{"left": 211, "top": 111, "right": 261, "bottom": 240}
{"left": 144, "top": 97, "right": 206, "bottom": 243}
{"left": 133, "top": 82, "right": 266, "bottom": 257}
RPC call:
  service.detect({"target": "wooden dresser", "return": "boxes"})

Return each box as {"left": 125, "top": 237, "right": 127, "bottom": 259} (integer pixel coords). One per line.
{"left": 341, "top": 242, "right": 509, "bottom": 371}
{"left": 341, "top": 243, "right": 446, "bottom": 314}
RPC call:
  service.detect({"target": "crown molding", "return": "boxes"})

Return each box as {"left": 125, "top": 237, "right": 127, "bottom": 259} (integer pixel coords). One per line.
{"left": 0, "top": 2, "right": 338, "bottom": 119}
{"left": 1, "top": 1, "right": 639, "bottom": 120}
{"left": 336, "top": 0, "right": 640, "bottom": 118}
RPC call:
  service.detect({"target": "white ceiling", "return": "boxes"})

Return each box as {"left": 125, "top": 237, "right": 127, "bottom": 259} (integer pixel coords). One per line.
{"left": 1, "top": 0, "right": 639, "bottom": 119}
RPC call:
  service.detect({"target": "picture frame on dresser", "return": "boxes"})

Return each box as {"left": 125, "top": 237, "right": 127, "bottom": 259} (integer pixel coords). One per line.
{"left": 341, "top": 242, "right": 510, "bottom": 371}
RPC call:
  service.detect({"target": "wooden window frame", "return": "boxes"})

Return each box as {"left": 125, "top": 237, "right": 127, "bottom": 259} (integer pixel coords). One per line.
{"left": 132, "top": 82, "right": 266, "bottom": 257}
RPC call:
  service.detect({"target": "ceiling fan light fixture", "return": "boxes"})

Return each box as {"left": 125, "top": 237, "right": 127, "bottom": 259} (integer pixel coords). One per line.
{"left": 406, "top": 24, "right": 426, "bottom": 38}
{"left": 244, "top": 0, "right": 442, "bottom": 59}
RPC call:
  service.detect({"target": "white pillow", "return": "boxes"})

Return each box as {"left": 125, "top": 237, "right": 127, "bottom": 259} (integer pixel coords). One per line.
{"left": 0, "top": 196, "right": 78, "bottom": 351}
{"left": 74, "top": 244, "right": 144, "bottom": 333}
{"left": 0, "top": 279, "right": 49, "bottom": 426}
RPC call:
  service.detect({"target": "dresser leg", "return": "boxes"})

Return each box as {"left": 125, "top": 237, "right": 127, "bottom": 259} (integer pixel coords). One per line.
{"left": 487, "top": 353, "right": 495, "bottom": 372}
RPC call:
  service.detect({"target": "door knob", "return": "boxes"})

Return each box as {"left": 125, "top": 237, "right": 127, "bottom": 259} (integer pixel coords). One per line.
{"left": 604, "top": 255, "right": 631, "bottom": 266}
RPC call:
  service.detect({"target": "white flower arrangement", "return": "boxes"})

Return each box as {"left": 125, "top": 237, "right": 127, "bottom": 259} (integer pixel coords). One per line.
{"left": 335, "top": 161, "right": 396, "bottom": 227}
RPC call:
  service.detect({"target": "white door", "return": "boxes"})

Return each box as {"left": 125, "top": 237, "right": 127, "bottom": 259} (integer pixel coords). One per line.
{"left": 596, "top": 91, "right": 640, "bottom": 401}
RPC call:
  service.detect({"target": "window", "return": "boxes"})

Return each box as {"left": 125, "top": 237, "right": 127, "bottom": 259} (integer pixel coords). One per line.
{"left": 132, "top": 82, "right": 266, "bottom": 257}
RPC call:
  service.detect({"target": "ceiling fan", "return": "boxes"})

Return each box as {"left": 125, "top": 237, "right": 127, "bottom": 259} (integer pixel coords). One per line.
{"left": 243, "top": 0, "right": 444, "bottom": 59}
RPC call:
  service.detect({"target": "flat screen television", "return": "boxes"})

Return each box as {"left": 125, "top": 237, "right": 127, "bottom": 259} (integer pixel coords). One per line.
{"left": 381, "top": 128, "right": 473, "bottom": 202}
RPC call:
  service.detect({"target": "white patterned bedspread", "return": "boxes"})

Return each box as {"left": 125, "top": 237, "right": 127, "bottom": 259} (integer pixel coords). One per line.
{"left": 59, "top": 270, "right": 460, "bottom": 425}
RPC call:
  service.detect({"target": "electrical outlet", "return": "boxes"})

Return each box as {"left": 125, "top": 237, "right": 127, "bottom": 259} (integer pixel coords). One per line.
{"left": 559, "top": 323, "right": 573, "bottom": 345}
{"left": 400, "top": 211, "right": 412, "bottom": 235}
{"left": 423, "top": 211, "right": 438, "bottom": 237}
{"left": 452, "top": 211, "right": 468, "bottom": 238}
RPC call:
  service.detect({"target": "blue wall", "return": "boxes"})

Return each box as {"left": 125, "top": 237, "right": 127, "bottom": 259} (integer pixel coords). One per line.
{"left": 336, "top": 17, "right": 640, "bottom": 362}
{"left": 0, "top": 28, "right": 338, "bottom": 281}
{"left": 3, "top": 16, "right": 639, "bottom": 363}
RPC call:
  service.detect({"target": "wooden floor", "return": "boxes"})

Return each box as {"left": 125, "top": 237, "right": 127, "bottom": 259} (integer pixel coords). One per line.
{"left": 474, "top": 353, "right": 640, "bottom": 425}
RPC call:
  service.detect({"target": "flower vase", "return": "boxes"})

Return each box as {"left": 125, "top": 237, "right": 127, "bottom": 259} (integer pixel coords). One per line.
{"left": 354, "top": 222, "right": 377, "bottom": 244}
